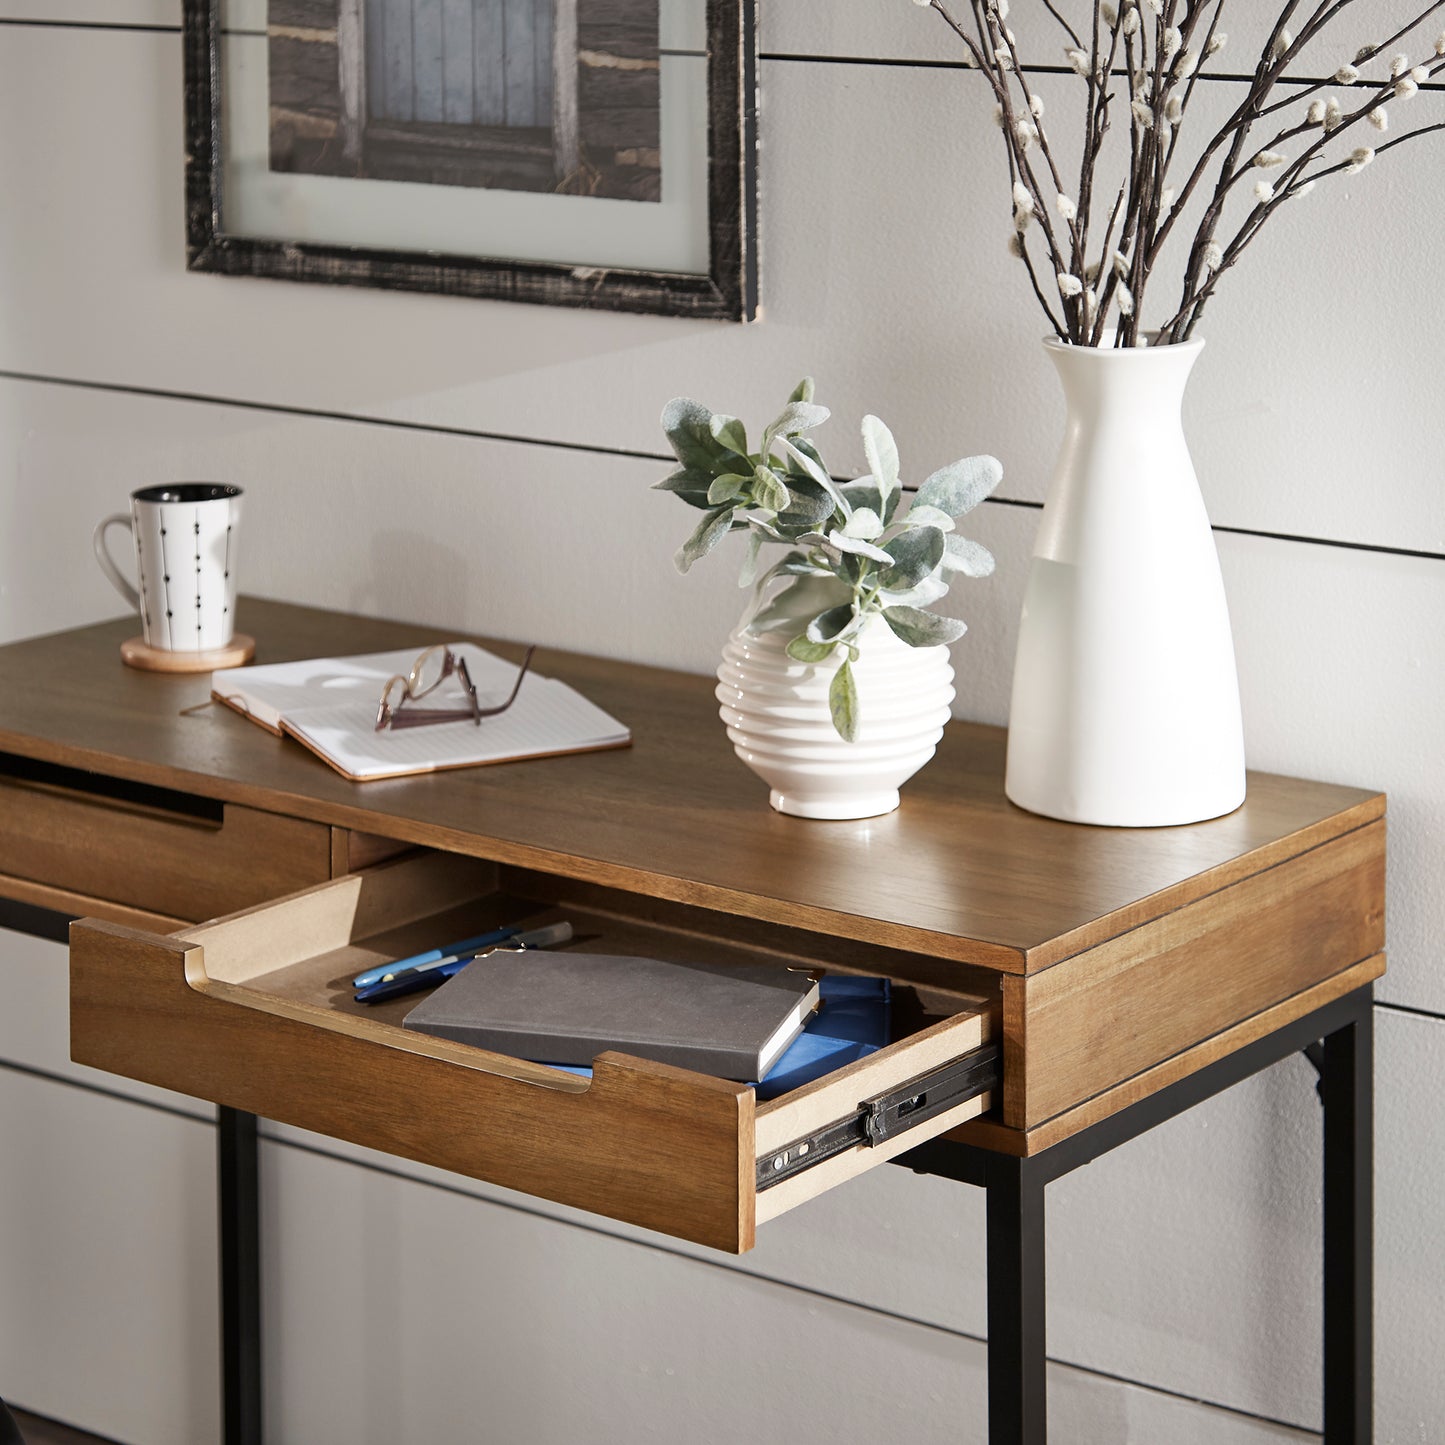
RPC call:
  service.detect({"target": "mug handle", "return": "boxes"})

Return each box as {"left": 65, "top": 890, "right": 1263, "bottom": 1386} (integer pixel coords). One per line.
{"left": 93, "top": 513, "right": 140, "bottom": 612}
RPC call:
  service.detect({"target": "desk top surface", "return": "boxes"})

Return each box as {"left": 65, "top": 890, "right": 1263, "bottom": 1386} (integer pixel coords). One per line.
{"left": 0, "top": 599, "right": 1382, "bottom": 972}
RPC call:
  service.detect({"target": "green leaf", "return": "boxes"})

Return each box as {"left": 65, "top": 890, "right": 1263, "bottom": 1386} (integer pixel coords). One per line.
{"left": 710, "top": 413, "right": 749, "bottom": 459}
{"left": 746, "top": 516, "right": 790, "bottom": 544}
{"left": 752, "top": 466, "right": 791, "bottom": 514}
{"left": 840, "top": 507, "right": 884, "bottom": 542}
{"left": 806, "top": 604, "right": 856, "bottom": 643}
{"left": 861, "top": 415, "right": 900, "bottom": 509}
{"left": 779, "top": 438, "right": 850, "bottom": 517}
{"left": 902, "top": 503, "right": 956, "bottom": 533}
{"left": 738, "top": 530, "right": 764, "bottom": 588}
{"left": 652, "top": 466, "right": 715, "bottom": 508}
{"left": 942, "top": 534, "right": 997, "bottom": 578}
{"left": 764, "top": 401, "right": 831, "bottom": 450}
{"left": 829, "top": 660, "right": 859, "bottom": 742}
{"left": 827, "top": 528, "right": 893, "bottom": 564}
{"left": 914, "top": 454, "right": 1003, "bottom": 518}
{"left": 789, "top": 377, "right": 816, "bottom": 404}
{"left": 882, "top": 605, "right": 968, "bottom": 647}
{"left": 707, "top": 472, "right": 751, "bottom": 505}
{"left": 777, "top": 477, "right": 837, "bottom": 528}
{"left": 839, "top": 478, "right": 883, "bottom": 517}
{"left": 674, "top": 505, "right": 734, "bottom": 574}
{"left": 661, "top": 397, "right": 729, "bottom": 472}
{"left": 877, "top": 526, "right": 946, "bottom": 590}
{"left": 777, "top": 554, "right": 830, "bottom": 577}
{"left": 789, "top": 436, "right": 829, "bottom": 472}
{"left": 878, "top": 574, "right": 949, "bottom": 610}
{"left": 786, "top": 635, "right": 837, "bottom": 663}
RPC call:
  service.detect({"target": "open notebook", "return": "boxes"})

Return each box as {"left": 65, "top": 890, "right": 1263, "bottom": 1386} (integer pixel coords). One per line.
{"left": 212, "top": 643, "right": 631, "bottom": 782}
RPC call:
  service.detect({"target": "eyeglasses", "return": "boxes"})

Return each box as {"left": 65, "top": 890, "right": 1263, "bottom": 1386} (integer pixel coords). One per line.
{"left": 374, "top": 644, "right": 536, "bottom": 732}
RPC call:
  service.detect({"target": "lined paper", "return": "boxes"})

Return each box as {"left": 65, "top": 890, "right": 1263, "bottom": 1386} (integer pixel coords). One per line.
{"left": 213, "top": 644, "right": 629, "bottom": 780}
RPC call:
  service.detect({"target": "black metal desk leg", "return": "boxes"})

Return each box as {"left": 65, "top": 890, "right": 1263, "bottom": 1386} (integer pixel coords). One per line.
{"left": 985, "top": 1154, "right": 1048, "bottom": 1445}
{"left": 1321, "top": 1002, "right": 1374, "bottom": 1444}
{"left": 218, "top": 1108, "right": 263, "bottom": 1445}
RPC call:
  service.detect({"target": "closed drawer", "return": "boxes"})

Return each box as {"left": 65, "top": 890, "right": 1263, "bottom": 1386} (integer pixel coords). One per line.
{"left": 70, "top": 853, "right": 997, "bottom": 1252}
{"left": 0, "top": 752, "right": 331, "bottom": 921}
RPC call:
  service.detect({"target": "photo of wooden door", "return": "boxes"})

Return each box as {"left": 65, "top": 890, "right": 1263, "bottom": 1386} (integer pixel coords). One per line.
{"left": 270, "top": 0, "right": 660, "bottom": 202}
{"left": 366, "top": 0, "right": 560, "bottom": 130}
{"left": 340, "top": 0, "right": 580, "bottom": 183}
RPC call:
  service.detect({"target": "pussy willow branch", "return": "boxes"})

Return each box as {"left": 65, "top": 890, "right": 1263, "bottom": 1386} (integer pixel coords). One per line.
{"left": 1170, "top": 5, "right": 1307, "bottom": 331}
{"left": 1043, "top": 0, "right": 1085, "bottom": 48}
{"left": 1255, "top": 0, "right": 1445, "bottom": 116}
{"left": 1166, "top": 53, "right": 1445, "bottom": 338}
{"left": 930, "top": 0, "right": 1072, "bottom": 333}
{"left": 921, "top": 0, "right": 1445, "bottom": 343}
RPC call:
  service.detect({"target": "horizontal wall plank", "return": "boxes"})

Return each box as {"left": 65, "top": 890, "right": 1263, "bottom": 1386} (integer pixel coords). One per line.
{"left": 0, "top": 1070, "right": 220, "bottom": 1444}
{"left": 0, "top": 28, "right": 1440, "bottom": 554}
{"left": 0, "top": 2, "right": 176, "bottom": 21}
{"left": 0, "top": 925, "right": 215, "bottom": 1119}
{"left": 260, "top": 1135, "right": 1318, "bottom": 1443}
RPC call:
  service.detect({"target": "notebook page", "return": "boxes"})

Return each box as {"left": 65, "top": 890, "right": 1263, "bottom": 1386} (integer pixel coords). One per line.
{"left": 283, "top": 676, "right": 630, "bottom": 780}
{"left": 212, "top": 644, "right": 523, "bottom": 731}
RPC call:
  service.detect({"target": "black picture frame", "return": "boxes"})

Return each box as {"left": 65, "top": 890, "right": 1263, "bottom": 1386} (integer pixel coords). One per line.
{"left": 182, "top": 0, "right": 758, "bottom": 320}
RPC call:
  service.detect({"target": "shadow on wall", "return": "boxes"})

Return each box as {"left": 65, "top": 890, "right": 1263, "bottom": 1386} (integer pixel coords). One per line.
{"left": 351, "top": 531, "right": 471, "bottom": 630}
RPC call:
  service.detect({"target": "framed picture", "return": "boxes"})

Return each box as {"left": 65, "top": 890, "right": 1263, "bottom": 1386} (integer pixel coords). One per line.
{"left": 183, "top": 0, "right": 757, "bottom": 319}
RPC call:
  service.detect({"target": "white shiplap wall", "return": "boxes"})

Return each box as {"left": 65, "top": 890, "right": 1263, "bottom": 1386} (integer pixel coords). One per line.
{"left": 0, "top": 5, "right": 1441, "bottom": 1443}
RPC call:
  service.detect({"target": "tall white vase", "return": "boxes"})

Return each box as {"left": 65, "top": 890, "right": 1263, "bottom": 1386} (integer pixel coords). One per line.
{"left": 1004, "top": 337, "right": 1246, "bottom": 827}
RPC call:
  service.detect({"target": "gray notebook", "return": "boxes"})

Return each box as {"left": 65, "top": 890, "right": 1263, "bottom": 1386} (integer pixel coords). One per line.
{"left": 401, "top": 951, "right": 821, "bottom": 1081}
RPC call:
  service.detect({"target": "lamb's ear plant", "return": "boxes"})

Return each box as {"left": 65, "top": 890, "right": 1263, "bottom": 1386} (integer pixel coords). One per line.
{"left": 657, "top": 380, "right": 1002, "bottom": 742}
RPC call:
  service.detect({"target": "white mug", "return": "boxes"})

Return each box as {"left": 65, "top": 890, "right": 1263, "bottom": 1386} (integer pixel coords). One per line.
{"left": 93, "top": 484, "right": 243, "bottom": 652}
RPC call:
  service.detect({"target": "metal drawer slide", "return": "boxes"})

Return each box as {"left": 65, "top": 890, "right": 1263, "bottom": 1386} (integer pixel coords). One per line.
{"left": 756, "top": 1042, "right": 1001, "bottom": 1191}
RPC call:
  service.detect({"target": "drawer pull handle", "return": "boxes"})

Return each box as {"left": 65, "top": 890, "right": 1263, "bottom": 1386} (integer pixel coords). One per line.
{"left": 756, "top": 1042, "right": 1000, "bottom": 1192}
{"left": 0, "top": 750, "right": 222, "bottom": 824}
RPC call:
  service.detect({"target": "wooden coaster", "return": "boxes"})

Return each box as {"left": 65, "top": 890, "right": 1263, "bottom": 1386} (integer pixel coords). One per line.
{"left": 120, "top": 634, "right": 256, "bottom": 674}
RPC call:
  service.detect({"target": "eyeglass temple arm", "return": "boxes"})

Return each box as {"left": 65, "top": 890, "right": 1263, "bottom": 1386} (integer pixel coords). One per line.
{"left": 487, "top": 646, "right": 536, "bottom": 714}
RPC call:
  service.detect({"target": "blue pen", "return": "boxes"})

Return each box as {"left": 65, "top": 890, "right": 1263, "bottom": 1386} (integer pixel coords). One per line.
{"left": 354, "top": 922, "right": 572, "bottom": 1004}
{"left": 352, "top": 922, "right": 540, "bottom": 989}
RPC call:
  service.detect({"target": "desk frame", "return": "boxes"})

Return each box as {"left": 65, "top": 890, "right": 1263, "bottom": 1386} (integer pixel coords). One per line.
{"left": 904, "top": 983, "right": 1373, "bottom": 1444}
{"left": 1, "top": 894, "right": 1374, "bottom": 1444}
{"left": 0, "top": 605, "right": 1383, "bottom": 1445}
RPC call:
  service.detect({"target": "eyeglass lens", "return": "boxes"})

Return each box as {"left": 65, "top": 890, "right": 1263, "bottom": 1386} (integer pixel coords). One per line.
{"left": 408, "top": 645, "right": 452, "bottom": 699}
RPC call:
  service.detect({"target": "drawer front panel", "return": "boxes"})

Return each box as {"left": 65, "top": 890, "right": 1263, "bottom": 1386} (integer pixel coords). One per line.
{"left": 0, "top": 769, "right": 331, "bottom": 922}
{"left": 1012, "top": 818, "right": 1386, "bottom": 1129}
{"left": 70, "top": 917, "right": 755, "bottom": 1252}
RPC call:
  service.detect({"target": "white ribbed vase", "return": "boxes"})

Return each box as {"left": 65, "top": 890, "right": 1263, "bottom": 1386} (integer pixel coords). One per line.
{"left": 717, "top": 613, "right": 955, "bottom": 820}
{"left": 1005, "top": 337, "right": 1246, "bottom": 827}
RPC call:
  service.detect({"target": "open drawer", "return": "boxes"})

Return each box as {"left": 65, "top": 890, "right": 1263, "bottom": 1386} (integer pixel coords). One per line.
{"left": 69, "top": 853, "right": 997, "bottom": 1252}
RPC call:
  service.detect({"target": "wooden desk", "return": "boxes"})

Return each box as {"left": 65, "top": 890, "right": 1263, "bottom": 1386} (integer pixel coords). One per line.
{"left": 0, "top": 600, "right": 1383, "bottom": 1445}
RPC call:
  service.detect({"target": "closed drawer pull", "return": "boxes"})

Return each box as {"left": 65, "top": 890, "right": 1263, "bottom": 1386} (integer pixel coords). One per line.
{"left": 0, "top": 750, "right": 223, "bottom": 824}
{"left": 757, "top": 1043, "right": 1001, "bottom": 1192}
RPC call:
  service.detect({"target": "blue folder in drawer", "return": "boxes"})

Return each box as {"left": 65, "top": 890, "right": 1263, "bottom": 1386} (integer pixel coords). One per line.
{"left": 546, "top": 974, "right": 890, "bottom": 1099}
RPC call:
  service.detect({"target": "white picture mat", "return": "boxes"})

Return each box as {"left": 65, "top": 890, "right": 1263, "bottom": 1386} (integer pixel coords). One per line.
{"left": 218, "top": 4, "right": 710, "bottom": 274}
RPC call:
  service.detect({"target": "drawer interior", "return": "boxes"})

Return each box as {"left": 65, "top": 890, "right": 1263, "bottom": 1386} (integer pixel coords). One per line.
{"left": 186, "top": 853, "right": 998, "bottom": 1098}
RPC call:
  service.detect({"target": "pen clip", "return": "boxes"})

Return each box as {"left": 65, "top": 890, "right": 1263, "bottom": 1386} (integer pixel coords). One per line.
{"left": 474, "top": 920, "right": 574, "bottom": 961}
